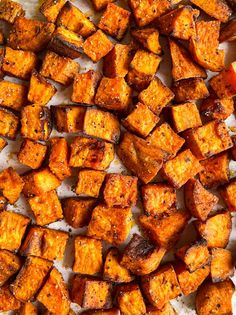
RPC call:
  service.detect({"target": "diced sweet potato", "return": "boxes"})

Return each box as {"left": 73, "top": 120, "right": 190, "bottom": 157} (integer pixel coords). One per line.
{"left": 131, "top": 28, "right": 161, "bottom": 55}
{"left": 0, "top": 285, "right": 21, "bottom": 312}
{"left": 90, "top": 0, "right": 114, "bottom": 11}
{"left": 0, "top": 167, "right": 24, "bottom": 204}
{"left": 18, "top": 139, "right": 47, "bottom": 170}
{"left": 81, "top": 309, "right": 119, "bottom": 315}
{"left": 28, "top": 190, "right": 63, "bottom": 226}
{"left": 211, "top": 248, "right": 234, "bottom": 282}
{"left": 172, "top": 78, "right": 209, "bottom": 102}
{"left": 0, "top": 108, "right": 19, "bottom": 140}
{"left": 40, "top": 0, "right": 66, "bottom": 23}
{"left": 220, "top": 18, "right": 236, "bottom": 42}
{"left": 141, "top": 183, "right": 176, "bottom": 217}
{"left": 200, "top": 94, "right": 234, "bottom": 120}
{"left": 84, "top": 109, "right": 120, "bottom": 143}
{"left": 220, "top": 179, "right": 236, "bottom": 212}
{"left": 69, "top": 136, "right": 114, "bottom": 170}
{"left": 0, "top": 249, "right": 22, "bottom": 286}
{"left": 145, "top": 303, "right": 177, "bottom": 315}
{"left": 76, "top": 170, "right": 106, "bottom": 198}
{"left": 0, "top": 80, "right": 27, "bottom": 111}
{"left": 62, "top": 197, "right": 96, "bottom": 228}
{"left": 17, "top": 302, "right": 38, "bottom": 315}
{"left": 73, "top": 236, "right": 103, "bottom": 275}
{"left": 87, "top": 204, "right": 132, "bottom": 246}
{"left": 0, "top": 0, "right": 24, "bottom": 23}
{"left": 194, "top": 210, "right": 232, "bottom": 248}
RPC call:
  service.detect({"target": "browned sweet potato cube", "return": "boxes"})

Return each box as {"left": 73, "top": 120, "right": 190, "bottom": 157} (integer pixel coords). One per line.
{"left": 90, "top": 0, "right": 114, "bottom": 11}
{"left": 40, "top": 51, "right": 79, "bottom": 85}
{"left": 18, "top": 139, "right": 47, "bottom": 170}
{"left": 83, "top": 30, "right": 113, "bottom": 62}
{"left": 0, "top": 137, "right": 7, "bottom": 153}
{"left": 127, "top": 50, "right": 161, "bottom": 91}
{"left": 142, "top": 183, "right": 176, "bottom": 217}
{"left": 123, "top": 102, "right": 159, "bottom": 138}
{"left": 11, "top": 256, "right": 52, "bottom": 302}
{"left": 220, "top": 18, "right": 236, "bottom": 42}
{"left": 72, "top": 70, "right": 101, "bottom": 105}
{"left": 194, "top": 210, "right": 232, "bottom": 248}
{"left": 0, "top": 167, "right": 24, "bottom": 204}
{"left": 37, "top": 268, "right": 70, "bottom": 315}
{"left": 0, "top": 285, "right": 21, "bottom": 312}
{"left": 98, "top": 3, "right": 130, "bottom": 40}
{"left": 169, "top": 39, "right": 206, "bottom": 82}
{"left": 73, "top": 236, "right": 103, "bottom": 275}
{"left": 184, "top": 120, "right": 232, "bottom": 160}
{"left": 184, "top": 178, "right": 218, "bottom": 221}
{"left": 138, "top": 78, "right": 174, "bottom": 115}
{"left": 172, "top": 78, "right": 209, "bottom": 102}
{"left": 51, "top": 104, "right": 86, "bottom": 133}
{"left": 157, "top": 6, "right": 199, "bottom": 40}
{"left": 8, "top": 17, "right": 55, "bottom": 52}
{"left": 0, "top": 80, "right": 27, "bottom": 111}
{"left": 200, "top": 94, "right": 234, "bottom": 120}
{"left": 28, "top": 190, "right": 63, "bottom": 226}
{"left": 71, "top": 275, "right": 112, "bottom": 309}
{"left": 81, "top": 309, "right": 119, "bottom": 315}
{"left": 56, "top": 1, "right": 96, "bottom": 37}
{"left": 104, "top": 247, "right": 134, "bottom": 283}
{"left": 211, "top": 248, "right": 234, "bottom": 282}
{"left": 103, "top": 174, "right": 138, "bottom": 207}
{"left": 76, "top": 170, "right": 105, "bottom": 198}
{"left": 28, "top": 70, "right": 57, "bottom": 106}
{"left": 220, "top": 179, "right": 236, "bottom": 212}
{"left": 69, "top": 136, "right": 114, "bottom": 170}
{"left": 21, "top": 105, "right": 52, "bottom": 141}
{"left": 40, "top": 0, "right": 66, "bottom": 22}
{"left": 87, "top": 204, "right": 132, "bottom": 246}
{"left": 95, "top": 77, "right": 132, "bottom": 112}
{"left": 176, "top": 239, "right": 210, "bottom": 272}
{"left": 0, "top": 0, "right": 24, "bottom": 24}
{"left": 145, "top": 303, "right": 177, "bottom": 315}
{"left": 121, "top": 233, "right": 166, "bottom": 276}
{"left": 17, "top": 302, "right": 38, "bottom": 315}
{"left": 141, "top": 264, "right": 181, "bottom": 310}
{"left": 196, "top": 279, "right": 235, "bottom": 315}
{"left": 189, "top": 21, "right": 224, "bottom": 72}
{"left": 139, "top": 209, "right": 190, "bottom": 249}
{"left": 131, "top": 28, "right": 161, "bottom": 55}
{"left": 20, "top": 226, "right": 68, "bottom": 261}
{"left": 199, "top": 153, "right": 229, "bottom": 188}
{"left": 84, "top": 109, "right": 120, "bottom": 143}
{"left": 128, "top": 0, "right": 171, "bottom": 27}
{"left": 0, "top": 108, "right": 19, "bottom": 139}
{"left": 62, "top": 197, "right": 96, "bottom": 228}
{"left": 117, "top": 132, "right": 165, "bottom": 184}
{"left": 0, "top": 249, "right": 22, "bottom": 286}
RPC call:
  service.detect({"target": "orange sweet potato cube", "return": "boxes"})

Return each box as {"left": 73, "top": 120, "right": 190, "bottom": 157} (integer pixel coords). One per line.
{"left": 211, "top": 248, "right": 234, "bottom": 282}
{"left": 90, "top": 0, "right": 114, "bottom": 11}
{"left": 0, "top": 0, "right": 24, "bottom": 24}
{"left": 0, "top": 80, "right": 27, "bottom": 112}
{"left": 220, "top": 179, "right": 236, "bottom": 212}
{"left": 172, "top": 78, "right": 209, "bottom": 102}
{"left": 0, "top": 249, "right": 22, "bottom": 286}
{"left": 18, "top": 139, "right": 47, "bottom": 170}
{"left": 145, "top": 303, "right": 177, "bottom": 315}
{"left": 0, "top": 167, "right": 24, "bottom": 204}
{"left": 17, "top": 302, "right": 38, "bottom": 315}
{"left": 131, "top": 28, "right": 162, "bottom": 55}
{"left": 40, "top": 0, "right": 66, "bottom": 23}
{"left": 0, "top": 108, "right": 19, "bottom": 140}
{"left": 0, "top": 285, "right": 21, "bottom": 312}
{"left": 76, "top": 170, "right": 106, "bottom": 198}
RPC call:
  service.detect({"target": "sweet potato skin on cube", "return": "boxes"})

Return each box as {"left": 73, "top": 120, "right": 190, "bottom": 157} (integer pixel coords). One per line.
{"left": 0, "top": 249, "right": 22, "bottom": 286}
{"left": 0, "top": 285, "right": 21, "bottom": 312}
{"left": 220, "top": 18, "right": 236, "bottom": 42}
{"left": 0, "top": 80, "right": 27, "bottom": 111}
{"left": 220, "top": 179, "right": 236, "bottom": 212}
{"left": 0, "top": 0, "right": 24, "bottom": 24}
{"left": 76, "top": 170, "right": 106, "bottom": 198}
{"left": 40, "top": 0, "right": 66, "bottom": 23}
{"left": 0, "top": 167, "right": 24, "bottom": 204}
{"left": 211, "top": 248, "right": 234, "bottom": 282}
{"left": 18, "top": 139, "right": 47, "bottom": 170}
{"left": 172, "top": 78, "right": 209, "bottom": 102}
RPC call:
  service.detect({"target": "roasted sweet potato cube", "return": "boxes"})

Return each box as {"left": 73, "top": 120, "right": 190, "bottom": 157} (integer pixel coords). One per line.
{"left": 0, "top": 80, "right": 27, "bottom": 111}
{"left": 28, "top": 190, "right": 63, "bottom": 226}
{"left": 117, "top": 132, "right": 165, "bottom": 184}
{"left": 84, "top": 109, "right": 120, "bottom": 143}
{"left": 0, "top": 0, "right": 24, "bottom": 24}
{"left": 200, "top": 95, "right": 234, "bottom": 120}
{"left": 184, "top": 120, "right": 232, "bottom": 160}
{"left": 98, "top": 3, "right": 130, "bottom": 40}
{"left": 103, "top": 174, "right": 138, "bottom": 207}
{"left": 40, "top": 0, "right": 66, "bottom": 23}
{"left": 131, "top": 28, "right": 161, "bottom": 55}
{"left": 199, "top": 153, "right": 229, "bottom": 188}
{"left": 73, "top": 236, "right": 103, "bottom": 275}
{"left": 72, "top": 70, "right": 101, "bottom": 105}
{"left": 80, "top": 310, "right": 119, "bottom": 315}
{"left": 8, "top": 17, "right": 55, "bottom": 52}
{"left": 176, "top": 239, "right": 210, "bottom": 272}
{"left": 121, "top": 234, "right": 166, "bottom": 276}
{"left": 141, "top": 264, "right": 181, "bottom": 310}
{"left": 11, "top": 256, "right": 52, "bottom": 302}
{"left": 20, "top": 226, "right": 68, "bottom": 261}
{"left": 69, "top": 136, "right": 114, "bottom": 170}
{"left": 141, "top": 183, "right": 176, "bottom": 217}
{"left": 220, "top": 179, "right": 236, "bottom": 212}
{"left": 169, "top": 39, "right": 206, "bottom": 82}
{"left": 17, "top": 302, "right": 38, "bottom": 315}
{"left": 87, "top": 204, "right": 132, "bottom": 246}
{"left": 139, "top": 209, "right": 190, "bottom": 249}
{"left": 0, "top": 108, "right": 19, "bottom": 139}
{"left": 28, "top": 70, "right": 57, "bottom": 106}
{"left": 147, "top": 123, "right": 185, "bottom": 159}
{"left": 0, "top": 285, "right": 21, "bottom": 312}
{"left": 128, "top": 0, "right": 171, "bottom": 27}
{"left": 189, "top": 21, "right": 224, "bottom": 72}
{"left": 157, "top": 6, "right": 199, "bottom": 40}
{"left": 90, "top": 0, "right": 114, "bottom": 10}
{"left": 18, "top": 139, "right": 47, "bottom": 170}
{"left": 0, "top": 167, "right": 24, "bottom": 204}
{"left": 123, "top": 102, "right": 159, "bottom": 138}
{"left": 145, "top": 303, "right": 177, "bottom": 315}
{"left": 76, "top": 170, "right": 106, "bottom": 198}
{"left": 56, "top": 1, "right": 96, "bottom": 37}
{"left": 138, "top": 78, "right": 174, "bottom": 115}
{"left": 21, "top": 105, "right": 52, "bottom": 141}
{"left": 62, "top": 197, "right": 96, "bottom": 228}
{"left": 104, "top": 247, "right": 134, "bottom": 283}
{"left": 95, "top": 77, "right": 132, "bottom": 112}
{"left": 0, "top": 249, "right": 21, "bottom": 286}
{"left": 71, "top": 275, "right": 112, "bottom": 309}
{"left": 196, "top": 279, "right": 235, "bottom": 315}
{"left": 40, "top": 51, "right": 79, "bottom": 86}
{"left": 83, "top": 30, "right": 113, "bottom": 62}
{"left": 211, "top": 248, "right": 234, "bottom": 282}
{"left": 37, "top": 268, "right": 70, "bottom": 315}
{"left": 51, "top": 105, "right": 86, "bottom": 133}
{"left": 127, "top": 50, "right": 161, "bottom": 91}
{"left": 174, "top": 262, "right": 210, "bottom": 296}
{"left": 194, "top": 211, "right": 232, "bottom": 248}
{"left": 184, "top": 178, "right": 218, "bottom": 221}
{"left": 172, "top": 78, "right": 209, "bottom": 102}
{"left": 220, "top": 18, "right": 236, "bottom": 42}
